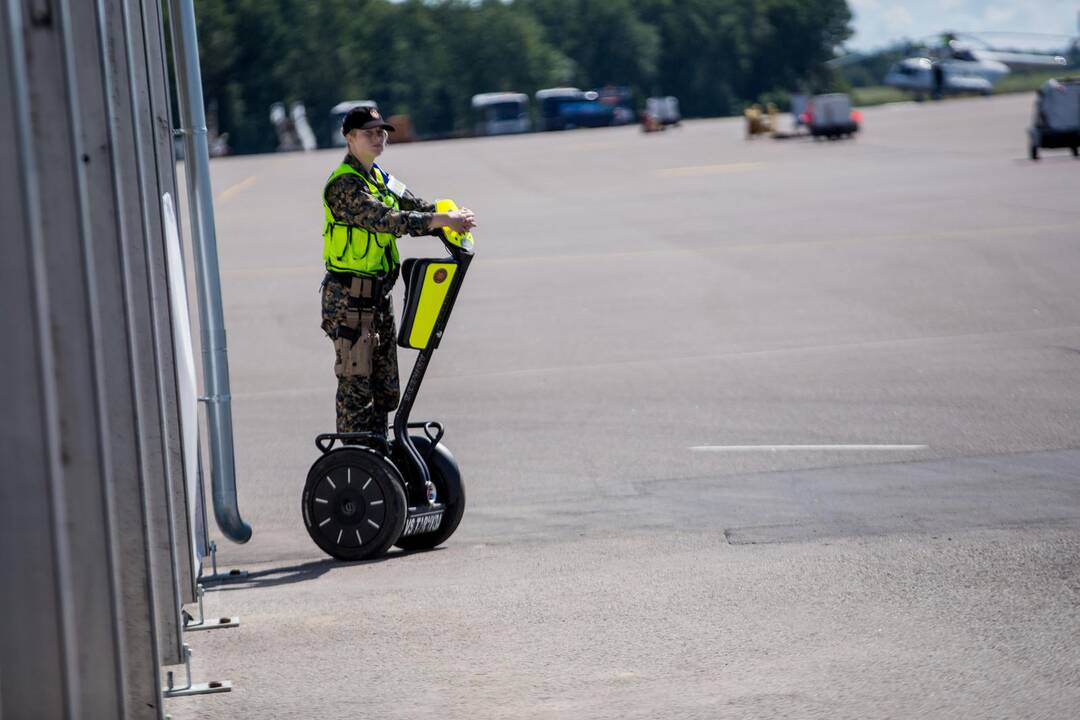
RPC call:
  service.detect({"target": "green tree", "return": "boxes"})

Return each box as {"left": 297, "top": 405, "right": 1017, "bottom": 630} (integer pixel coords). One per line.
{"left": 191, "top": 0, "right": 854, "bottom": 153}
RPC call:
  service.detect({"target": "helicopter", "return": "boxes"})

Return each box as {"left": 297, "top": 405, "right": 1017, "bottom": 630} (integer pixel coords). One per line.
{"left": 884, "top": 32, "right": 1073, "bottom": 100}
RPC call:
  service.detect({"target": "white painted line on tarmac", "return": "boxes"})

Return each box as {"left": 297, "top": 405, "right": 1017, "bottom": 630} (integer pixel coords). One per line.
{"left": 690, "top": 444, "right": 929, "bottom": 452}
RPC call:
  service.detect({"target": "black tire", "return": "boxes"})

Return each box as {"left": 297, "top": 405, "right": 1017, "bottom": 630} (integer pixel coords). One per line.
{"left": 302, "top": 447, "right": 407, "bottom": 561}
{"left": 1072, "top": 146, "right": 1078, "bottom": 157}
{"left": 393, "top": 437, "right": 466, "bottom": 551}
{"left": 1030, "top": 145, "right": 1038, "bottom": 161}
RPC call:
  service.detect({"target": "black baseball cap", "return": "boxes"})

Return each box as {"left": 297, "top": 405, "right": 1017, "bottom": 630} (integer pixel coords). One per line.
{"left": 341, "top": 106, "right": 395, "bottom": 135}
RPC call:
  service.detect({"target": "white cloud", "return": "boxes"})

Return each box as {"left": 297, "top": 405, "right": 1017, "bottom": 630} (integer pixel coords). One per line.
{"left": 982, "top": 5, "right": 1019, "bottom": 26}
{"left": 883, "top": 5, "right": 915, "bottom": 32}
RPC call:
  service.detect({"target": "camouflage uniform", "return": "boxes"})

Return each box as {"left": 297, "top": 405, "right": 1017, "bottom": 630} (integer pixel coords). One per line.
{"left": 322, "top": 154, "right": 436, "bottom": 439}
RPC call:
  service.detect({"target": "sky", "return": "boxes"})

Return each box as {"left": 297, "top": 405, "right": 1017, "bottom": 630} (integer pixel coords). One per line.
{"left": 848, "top": 0, "right": 1080, "bottom": 50}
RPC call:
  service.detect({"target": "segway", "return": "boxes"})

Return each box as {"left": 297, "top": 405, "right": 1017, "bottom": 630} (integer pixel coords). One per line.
{"left": 302, "top": 200, "right": 474, "bottom": 561}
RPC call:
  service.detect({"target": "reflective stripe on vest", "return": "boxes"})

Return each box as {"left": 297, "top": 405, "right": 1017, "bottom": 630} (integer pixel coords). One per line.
{"left": 322, "top": 162, "right": 401, "bottom": 276}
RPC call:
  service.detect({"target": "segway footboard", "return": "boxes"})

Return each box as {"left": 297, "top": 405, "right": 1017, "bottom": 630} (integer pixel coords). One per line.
{"left": 400, "top": 505, "right": 446, "bottom": 538}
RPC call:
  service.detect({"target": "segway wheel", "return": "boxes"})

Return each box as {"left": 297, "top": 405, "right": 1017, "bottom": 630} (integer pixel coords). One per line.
{"left": 302, "top": 448, "right": 407, "bottom": 561}
{"left": 394, "top": 437, "right": 466, "bottom": 551}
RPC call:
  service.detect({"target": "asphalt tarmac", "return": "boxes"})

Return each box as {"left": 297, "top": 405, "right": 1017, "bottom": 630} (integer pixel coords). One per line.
{"left": 170, "top": 93, "right": 1080, "bottom": 719}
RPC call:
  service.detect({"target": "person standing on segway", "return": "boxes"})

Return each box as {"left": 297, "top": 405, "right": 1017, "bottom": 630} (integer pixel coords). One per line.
{"left": 321, "top": 106, "right": 475, "bottom": 447}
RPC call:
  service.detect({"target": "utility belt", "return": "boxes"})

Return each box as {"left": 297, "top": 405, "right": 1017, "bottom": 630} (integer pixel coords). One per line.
{"left": 325, "top": 270, "right": 395, "bottom": 299}
{"left": 330, "top": 273, "right": 392, "bottom": 378}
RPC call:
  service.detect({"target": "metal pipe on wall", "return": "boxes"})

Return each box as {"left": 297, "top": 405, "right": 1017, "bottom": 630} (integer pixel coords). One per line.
{"left": 165, "top": 0, "right": 251, "bottom": 543}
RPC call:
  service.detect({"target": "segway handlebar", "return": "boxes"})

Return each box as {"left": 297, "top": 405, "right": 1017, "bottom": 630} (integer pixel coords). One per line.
{"left": 434, "top": 199, "right": 474, "bottom": 259}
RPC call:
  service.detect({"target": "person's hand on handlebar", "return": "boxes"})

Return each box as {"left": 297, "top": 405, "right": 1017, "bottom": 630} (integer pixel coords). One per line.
{"left": 429, "top": 208, "right": 476, "bottom": 234}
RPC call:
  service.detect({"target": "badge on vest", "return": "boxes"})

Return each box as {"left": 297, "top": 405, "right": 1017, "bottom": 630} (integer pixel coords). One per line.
{"left": 386, "top": 174, "right": 407, "bottom": 197}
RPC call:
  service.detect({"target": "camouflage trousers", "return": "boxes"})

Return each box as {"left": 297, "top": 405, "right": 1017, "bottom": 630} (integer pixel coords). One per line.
{"left": 321, "top": 275, "right": 400, "bottom": 438}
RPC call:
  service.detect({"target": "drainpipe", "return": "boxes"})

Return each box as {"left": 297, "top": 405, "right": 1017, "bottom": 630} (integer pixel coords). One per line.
{"left": 166, "top": 0, "right": 251, "bottom": 543}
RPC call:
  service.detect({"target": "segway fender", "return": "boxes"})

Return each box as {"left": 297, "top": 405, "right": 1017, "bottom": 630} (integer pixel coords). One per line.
{"left": 393, "top": 435, "right": 465, "bottom": 551}
{"left": 411, "top": 435, "right": 461, "bottom": 506}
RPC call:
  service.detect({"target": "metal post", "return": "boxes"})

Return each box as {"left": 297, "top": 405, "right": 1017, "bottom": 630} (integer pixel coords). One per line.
{"left": 0, "top": 2, "right": 82, "bottom": 714}
{"left": 95, "top": 0, "right": 186, "bottom": 668}
{"left": 134, "top": 0, "right": 200, "bottom": 608}
{"left": 65, "top": 0, "right": 165, "bottom": 711}
{"left": 165, "top": 0, "right": 252, "bottom": 544}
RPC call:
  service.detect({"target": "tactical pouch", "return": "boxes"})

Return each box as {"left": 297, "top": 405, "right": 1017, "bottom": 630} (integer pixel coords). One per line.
{"left": 334, "top": 326, "right": 376, "bottom": 377}
{"left": 333, "top": 277, "right": 380, "bottom": 378}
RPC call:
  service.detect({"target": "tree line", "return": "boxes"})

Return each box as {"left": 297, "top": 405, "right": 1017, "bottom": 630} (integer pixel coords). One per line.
{"left": 194, "top": 0, "right": 853, "bottom": 154}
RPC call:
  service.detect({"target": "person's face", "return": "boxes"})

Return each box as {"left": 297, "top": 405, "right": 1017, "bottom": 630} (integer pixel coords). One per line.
{"left": 347, "top": 126, "right": 388, "bottom": 160}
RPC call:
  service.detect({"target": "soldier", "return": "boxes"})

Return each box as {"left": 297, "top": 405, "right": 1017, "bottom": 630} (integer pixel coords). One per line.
{"left": 321, "top": 106, "right": 475, "bottom": 445}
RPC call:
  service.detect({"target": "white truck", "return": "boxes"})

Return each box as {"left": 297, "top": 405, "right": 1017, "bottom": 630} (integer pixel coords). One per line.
{"left": 1027, "top": 77, "right": 1080, "bottom": 160}
{"left": 471, "top": 92, "right": 531, "bottom": 136}
{"left": 806, "top": 93, "right": 859, "bottom": 140}
{"left": 645, "top": 96, "right": 681, "bottom": 126}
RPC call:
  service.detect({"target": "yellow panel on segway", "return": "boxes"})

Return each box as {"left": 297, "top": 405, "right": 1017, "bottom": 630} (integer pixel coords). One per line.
{"left": 406, "top": 261, "right": 458, "bottom": 350}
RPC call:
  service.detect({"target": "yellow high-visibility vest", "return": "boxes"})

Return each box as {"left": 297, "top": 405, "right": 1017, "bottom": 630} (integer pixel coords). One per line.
{"left": 322, "top": 162, "right": 401, "bottom": 276}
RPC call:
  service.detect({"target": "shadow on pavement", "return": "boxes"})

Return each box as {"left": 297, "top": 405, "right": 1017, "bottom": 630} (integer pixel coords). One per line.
{"left": 203, "top": 548, "right": 445, "bottom": 592}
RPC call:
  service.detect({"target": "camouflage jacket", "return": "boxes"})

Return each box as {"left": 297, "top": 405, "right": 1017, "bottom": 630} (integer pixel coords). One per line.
{"left": 325, "top": 153, "right": 435, "bottom": 237}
